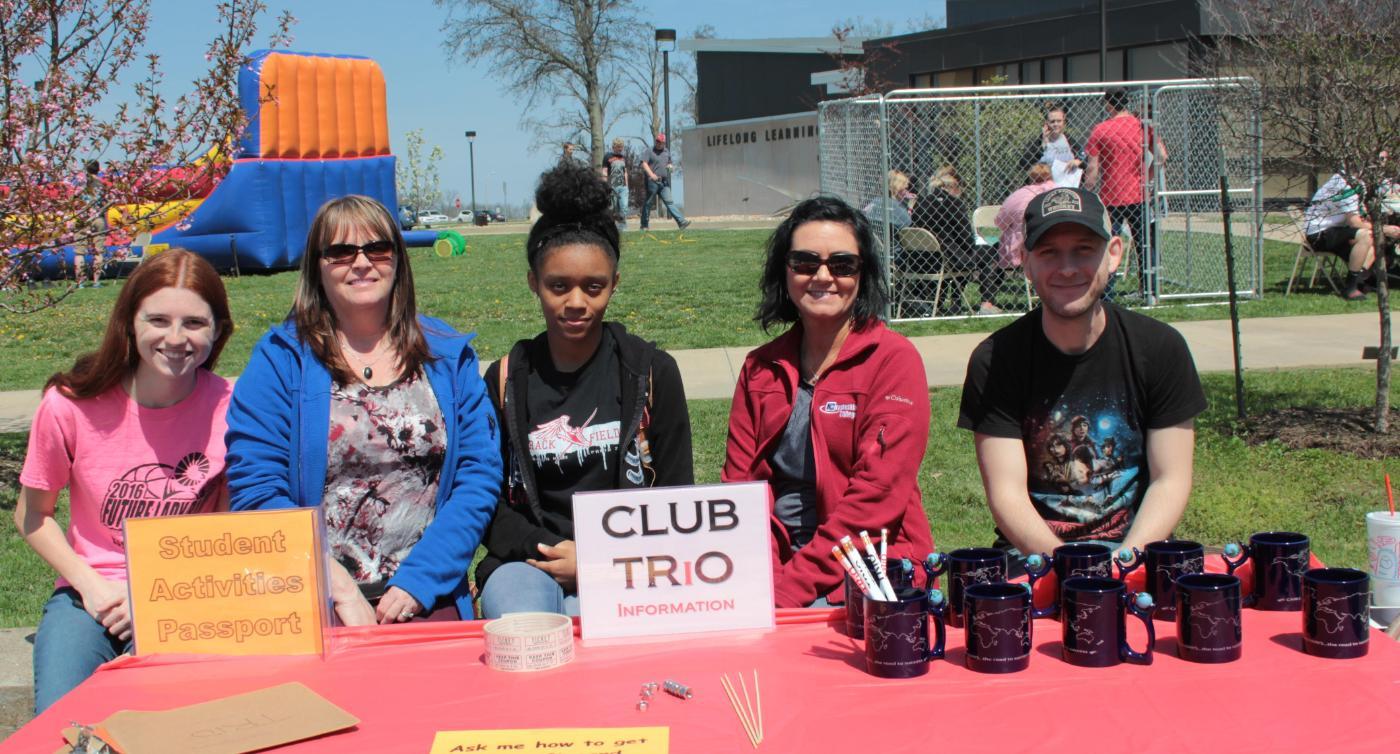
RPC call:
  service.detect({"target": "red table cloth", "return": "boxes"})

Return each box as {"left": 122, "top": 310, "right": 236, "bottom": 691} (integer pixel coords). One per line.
{"left": 5, "top": 555, "right": 1395, "bottom": 753}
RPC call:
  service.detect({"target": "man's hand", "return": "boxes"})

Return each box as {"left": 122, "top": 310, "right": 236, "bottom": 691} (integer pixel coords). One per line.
{"left": 527, "top": 540, "right": 578, "bottom": 590}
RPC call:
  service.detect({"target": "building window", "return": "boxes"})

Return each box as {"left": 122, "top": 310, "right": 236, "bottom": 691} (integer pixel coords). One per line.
{"left": 1129, "top": 43, "right": 1187, "bottom": 80}
{"left": 975, "top": 64, "right": 1020, "bottom": 86}
{"left": 911, "top": 72, "right": 934, "bottom": 88}
{"left": 1067, "top": 53, "right": 1099, "bottom": 83}
{"left": 1021, "top": 60, "right": 1042, "bottom": 85}
{"left": 936, "top": 68, "right": 974, "bottom": 88}
{"left": 1044, "top": 57, "right": 1064, "bottom": 84}
{"left": 1107, "top": 49, "right": 1125, "bottom": 81}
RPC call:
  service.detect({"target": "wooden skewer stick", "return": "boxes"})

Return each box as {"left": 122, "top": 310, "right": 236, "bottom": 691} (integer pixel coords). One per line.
{"left": 753, "top": 669, "right": 763, "bottom": 743}
{"left": 720, "top": 674, "right": 759, "bottom": 748}
{"left": 738, "top": 672, "right": 758, "bottom": 742}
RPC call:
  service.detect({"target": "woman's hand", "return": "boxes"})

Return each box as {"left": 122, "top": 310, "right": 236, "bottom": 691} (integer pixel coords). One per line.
{"left": 375, "top": 586, "right": 424, "bottom": 625}
{"left": 78, "top": 577, "right": 131, "bottom": 642}
{"left": 527, "top": 540, "right": 578, "bottom": 590}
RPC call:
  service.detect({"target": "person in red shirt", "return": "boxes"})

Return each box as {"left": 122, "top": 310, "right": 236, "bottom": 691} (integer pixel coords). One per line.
{"left": 722, "top": 196, "right": 933, "bottom": 608}
{"left": 1084, "top": 89, "right": 1168, "bottom": 299}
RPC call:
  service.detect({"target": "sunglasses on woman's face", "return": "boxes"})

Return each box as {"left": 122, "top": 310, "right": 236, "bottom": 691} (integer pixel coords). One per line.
{"left": 786, "top": 250, "right": 862, "bottom": 277}
{"left": 322, "top": 240, "right": 395, "bottom": 264}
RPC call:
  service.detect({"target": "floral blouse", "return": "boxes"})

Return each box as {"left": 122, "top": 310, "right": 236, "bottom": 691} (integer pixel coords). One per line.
{"left": 323, "top": 373, "right": 446, "bottom": 587}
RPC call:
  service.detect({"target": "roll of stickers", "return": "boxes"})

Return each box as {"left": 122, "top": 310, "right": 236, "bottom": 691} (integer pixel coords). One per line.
{"left": 483, "top": 612, "right": 575, "bottom": 672}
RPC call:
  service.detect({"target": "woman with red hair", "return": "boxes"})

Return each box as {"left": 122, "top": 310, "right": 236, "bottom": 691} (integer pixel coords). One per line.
{"left": 14, "top": 249, "right": 235, "bottom": 713}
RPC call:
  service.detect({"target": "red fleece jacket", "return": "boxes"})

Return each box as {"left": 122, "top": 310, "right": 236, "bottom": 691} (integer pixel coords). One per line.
{"left": 722, "top": 321, "right": 934, "bottom": 607}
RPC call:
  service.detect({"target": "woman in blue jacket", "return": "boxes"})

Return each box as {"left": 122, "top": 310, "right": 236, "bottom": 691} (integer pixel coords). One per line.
{"left": 225, "top": 195, "right": 501, "bottom": 624}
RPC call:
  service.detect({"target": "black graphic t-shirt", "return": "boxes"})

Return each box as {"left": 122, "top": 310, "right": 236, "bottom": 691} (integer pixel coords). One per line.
{"left": 958, "top": 303, "right": 1206, "bottom": 545}
{"left": 524, "top": 329, "right": 623, "bottom": 539}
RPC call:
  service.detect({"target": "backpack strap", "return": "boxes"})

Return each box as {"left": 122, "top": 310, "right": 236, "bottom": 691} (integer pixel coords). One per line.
{"left": 496, "top": 353, "right": 509, "bottom": 408}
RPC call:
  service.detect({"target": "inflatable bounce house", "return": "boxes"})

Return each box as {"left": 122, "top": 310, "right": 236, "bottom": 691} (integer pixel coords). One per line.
{"left": 34, "top": 49, "right": 442, "bottom": 276}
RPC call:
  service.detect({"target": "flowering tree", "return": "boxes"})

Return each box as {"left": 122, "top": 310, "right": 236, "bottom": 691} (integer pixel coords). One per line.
{"left": 395, "top": 129, "right": 445, "bottom": 214}
{"left": 0, "top": 0, "right": 294, "bottom": 312}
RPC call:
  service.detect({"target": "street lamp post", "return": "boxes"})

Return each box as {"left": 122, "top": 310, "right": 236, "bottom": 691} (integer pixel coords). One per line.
{"left": 465, "top": 130, "right": 477, "bottom": 216}
{"left": 654, "top": 28, "right": 676, "bottom": 146}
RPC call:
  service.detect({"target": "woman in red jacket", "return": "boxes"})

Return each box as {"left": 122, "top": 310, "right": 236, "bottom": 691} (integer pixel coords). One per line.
{"left": 723, "top": 196, "right": 934, "bottom": 608}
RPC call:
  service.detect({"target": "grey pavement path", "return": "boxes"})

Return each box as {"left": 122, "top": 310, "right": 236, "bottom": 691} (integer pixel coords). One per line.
{"left": 0, "top": 310, "right": 1389, "bottom": 740}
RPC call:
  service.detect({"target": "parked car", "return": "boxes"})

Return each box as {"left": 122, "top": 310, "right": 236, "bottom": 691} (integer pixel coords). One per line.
{"left": 398, "top": 207, "right": 415, "bottom": 231}
{"left": 417, "top": 211, "right": 449, "bottom": 227}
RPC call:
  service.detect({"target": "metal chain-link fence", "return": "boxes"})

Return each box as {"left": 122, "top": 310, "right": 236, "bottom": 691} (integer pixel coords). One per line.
{"left": 818, "top": 79, "right": 1262, "bottom": 320}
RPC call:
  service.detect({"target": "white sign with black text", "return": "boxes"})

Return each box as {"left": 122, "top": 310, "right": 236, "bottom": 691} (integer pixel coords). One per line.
{"left": 573, "top": 482, "right": 775, "bottom": 640}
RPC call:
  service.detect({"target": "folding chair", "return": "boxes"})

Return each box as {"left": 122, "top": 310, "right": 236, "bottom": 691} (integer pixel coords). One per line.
{"left": 894, "top": 227, "right": 972, "bottom": 317}
{"left": 1284, "top": 207, "right": 1342, "bottom": 296}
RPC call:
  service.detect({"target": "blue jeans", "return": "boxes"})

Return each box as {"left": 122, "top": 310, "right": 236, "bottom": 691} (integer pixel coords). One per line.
{"left": 641, "top": 180, "right": 686, "bottom": 228}
{"left": 33, "top": 588, "right": 131, "bottom": 714}
{"left": 478, "top": 562, "right": 580, "bottom": 619}
{"left": 612, "top": 184, "right": 629, "bottom": 228}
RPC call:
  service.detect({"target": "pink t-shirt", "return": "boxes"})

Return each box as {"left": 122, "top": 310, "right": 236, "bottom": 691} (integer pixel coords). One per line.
{"left": 995, "top": 181, "right": 1057, "bottom": 268}
{"left": 1086, "top": 114, "right": 1147, "bottom": 207}
{"left": 20, "top": 371, "right": 232, "bottom": 586}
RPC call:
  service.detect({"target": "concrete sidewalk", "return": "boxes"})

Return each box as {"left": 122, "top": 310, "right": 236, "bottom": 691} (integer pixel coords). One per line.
{"left": 0, "top": 309, "right": 1388, "bottom": 740}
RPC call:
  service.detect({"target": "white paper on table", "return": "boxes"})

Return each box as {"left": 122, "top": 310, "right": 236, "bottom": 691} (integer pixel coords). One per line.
{"left": 1052, "top": 159, "right": 1082, "bottom": 187}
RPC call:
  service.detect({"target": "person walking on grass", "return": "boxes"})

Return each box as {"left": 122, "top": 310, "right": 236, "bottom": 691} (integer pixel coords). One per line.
{"left": 640, "top": 133, "right": 690, "bottom": 231}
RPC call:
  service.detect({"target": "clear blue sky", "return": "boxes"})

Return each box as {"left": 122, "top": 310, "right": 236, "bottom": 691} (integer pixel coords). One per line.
{"left": 145, "top": 0, "right": 944, "bottom": 211}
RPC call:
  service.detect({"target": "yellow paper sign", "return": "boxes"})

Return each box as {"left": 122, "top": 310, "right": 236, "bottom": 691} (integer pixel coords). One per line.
{"left": 125, "top": 508, "right": 327, "bottom": 657}
{"left": 430, "top": 727, "right": 668, "bottom": 754}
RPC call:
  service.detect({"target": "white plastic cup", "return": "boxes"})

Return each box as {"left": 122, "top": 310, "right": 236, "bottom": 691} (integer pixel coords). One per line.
{"left": 1367, "top": 511, "right": 1400, "bottom": 583}
{"left": 1373, "top": 577, "right": 1400, "bottom": 607}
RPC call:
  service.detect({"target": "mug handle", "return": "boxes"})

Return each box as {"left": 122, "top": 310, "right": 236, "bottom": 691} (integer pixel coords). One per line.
{"left": 1115, "top": 547, "right": 1143, "bottom": 580}
{"left": 1024, "top": 553, "right": 1056, "bottom": 619}
{"left": 926, "top": 589, "right": 947, "bottom": 661}
{"left": 1119, "top": 591, "right": 1156, "bottom": 665}
{"left": 924, "top": 553, "right": 948, "bottom": 589}
{"left": 1222, "top": 543, "right": 1256, "bottom": 608}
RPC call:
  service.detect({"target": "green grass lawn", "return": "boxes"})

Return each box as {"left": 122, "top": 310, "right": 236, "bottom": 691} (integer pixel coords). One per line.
{"left": 0, "top": 228, "right": 1380, "bottom": 391}
{"left": 0, "top": 366, "right": 1394, "bottom": 628}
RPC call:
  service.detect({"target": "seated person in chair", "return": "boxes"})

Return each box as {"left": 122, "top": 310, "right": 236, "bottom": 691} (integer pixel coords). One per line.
{"left": 1305, "top": 171, "right": 1399, "bottom": 300}
{"left": 911, "top": 166, "right": 1003, "bottom": 315}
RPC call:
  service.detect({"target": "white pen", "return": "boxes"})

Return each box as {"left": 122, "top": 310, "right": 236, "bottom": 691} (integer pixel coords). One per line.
{"left": 832, "top": 545, "right": 878, "bottom": 600}
{"left": 860, "top": 530, "right": 899, "bottom": 600}
{"left": 880, "top": 527, "right": 889, "bottom": 565}
{"left": 840, "top": 536, "right": 884, "bottom": 601}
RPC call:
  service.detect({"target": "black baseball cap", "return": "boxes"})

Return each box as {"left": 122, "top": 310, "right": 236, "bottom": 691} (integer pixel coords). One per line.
{"left": 1023, "top": 187, "right": 1113, "bottom": 250}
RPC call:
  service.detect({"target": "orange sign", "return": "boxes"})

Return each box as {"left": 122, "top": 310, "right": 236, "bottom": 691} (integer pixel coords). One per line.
{"left": 125, "top": 508, "right": 327, "bottom": 657}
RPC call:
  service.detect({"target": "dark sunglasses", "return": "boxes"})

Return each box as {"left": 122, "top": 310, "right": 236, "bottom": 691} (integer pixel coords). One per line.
{"left": 322, "top": 240, "right": 395, "bottom": 263}
{"left": 786, "top": 250, "right": 862, "bottom": 277}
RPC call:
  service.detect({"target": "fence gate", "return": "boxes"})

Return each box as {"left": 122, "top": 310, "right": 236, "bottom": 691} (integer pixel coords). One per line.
{"left": 817, "top": 78, "right": 1262, "bottom": 320}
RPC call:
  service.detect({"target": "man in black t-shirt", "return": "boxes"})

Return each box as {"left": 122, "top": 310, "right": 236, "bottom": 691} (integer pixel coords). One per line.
{"left": 957, "top": 187, "right": 1206, "bottom": 562}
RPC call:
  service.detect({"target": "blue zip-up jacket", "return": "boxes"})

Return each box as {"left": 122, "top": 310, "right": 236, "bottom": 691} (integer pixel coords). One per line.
{"left": 224, "top": 316, "right": 501, "bottom": 618}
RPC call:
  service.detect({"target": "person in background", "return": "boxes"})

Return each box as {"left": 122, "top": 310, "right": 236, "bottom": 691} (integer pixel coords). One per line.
{"left": 604, "top": 138, "right": 630, "bottom": 231}
{"left": 1304, "top": 169, "right": 1399, "bottom": 300}
{"left": 16, "top": 249, "right": 234, "bottom": 713}
{"left": 1084, "top": 88, "right": 1168, "bottom": 298}
{"left": 994, "top": 163, "right": 1057, "bottom": 269}
{"left": 912, "top": 165, "right": 1004, "bottom": 315}
{"left": 1017, "top": 104, "right": 1086, "bottom": 186}
{"left": 475, "top": 163, "right": 693, "bottom": 618}
{"left": 959, "top": 187, "right": 1204, "bottom": 573}
{"left": 723, "top": 195, "right": 933, "bottom": 608}
{"left": 225, "top": 195, "right": 501, "bottom": 626}
{"left": 639, "top": 133, "right": 690, "bottom": 231}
